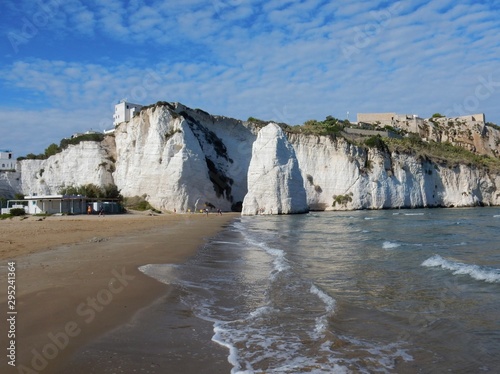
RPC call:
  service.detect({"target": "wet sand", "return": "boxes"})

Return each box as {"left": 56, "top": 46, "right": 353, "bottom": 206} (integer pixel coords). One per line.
{"left": 0, "top": 212, "right": 236, "bottom": 373}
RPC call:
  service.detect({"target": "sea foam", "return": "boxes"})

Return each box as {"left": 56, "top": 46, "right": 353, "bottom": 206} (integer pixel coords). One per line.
{"left": 310, "top": 284, "right": 336, "bottom": 338}
{"left": 383, "top": 241, "right": 401, "bottom": 249}
{"left": 422, "top": 255, "right": 500, "bottom": 283}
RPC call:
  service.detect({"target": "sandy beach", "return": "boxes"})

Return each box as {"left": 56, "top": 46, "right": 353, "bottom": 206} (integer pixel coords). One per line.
{"left": 0, "top": 212, "right": 236, "bottom": 373}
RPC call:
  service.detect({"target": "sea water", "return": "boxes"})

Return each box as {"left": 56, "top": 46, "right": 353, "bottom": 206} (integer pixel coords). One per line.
{"left": 141, "top": 208, "right": 500, "bottom": 373}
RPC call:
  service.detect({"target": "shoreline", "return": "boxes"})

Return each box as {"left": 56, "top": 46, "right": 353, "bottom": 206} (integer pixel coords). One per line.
{"left": 0, "top": 212, "right": 237, "bottom": 373}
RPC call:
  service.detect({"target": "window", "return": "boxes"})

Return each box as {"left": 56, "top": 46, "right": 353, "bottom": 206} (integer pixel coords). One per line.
{"left": 8, "top": 154, "right": 12, "bottom": 159}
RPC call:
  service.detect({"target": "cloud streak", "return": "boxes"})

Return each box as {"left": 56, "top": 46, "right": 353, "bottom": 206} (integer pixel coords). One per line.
{"left": 1, "top": 0, "right": 500, "bottom": 156}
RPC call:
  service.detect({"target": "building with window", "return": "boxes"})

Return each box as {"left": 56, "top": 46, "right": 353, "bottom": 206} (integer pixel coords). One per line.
{"left": 0, "top": 150, "right": 15, "bottom": 171}
{"left": 113, "top": 100, "right": 143, "bottom": 126}
{"left": 24, "top": 195, "right": 88, "bottom": 215}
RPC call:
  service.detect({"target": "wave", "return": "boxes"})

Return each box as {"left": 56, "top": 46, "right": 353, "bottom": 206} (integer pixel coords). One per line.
{"left": 422, "top": 255, "right": 500, "bottom": 283}
{"left": 383, "top": 241, "right": 401, "bottom": 250}
{"left": 249, "top": 305, "right": 275, "bottom": 319}
{"left": 139, "top": 263, "right": 180, "bottom": 285}
{"left": 233, "top": 221, "right": 290, "bottom": 278}
{"left": 310, "top": 284, "right": 336, "bottom": 339}
{"left": 310, "top": 284, "right": 336, "bottom": 314}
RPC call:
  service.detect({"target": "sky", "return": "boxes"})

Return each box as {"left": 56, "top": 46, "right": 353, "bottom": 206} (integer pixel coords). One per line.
{"left": 1, "top": 0, "right": 500, "bottom": 157}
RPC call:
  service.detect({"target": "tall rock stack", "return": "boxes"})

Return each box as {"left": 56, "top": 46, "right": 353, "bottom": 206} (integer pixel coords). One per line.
{"left": 242, "top": 123, "right": 309, "bottom": 215}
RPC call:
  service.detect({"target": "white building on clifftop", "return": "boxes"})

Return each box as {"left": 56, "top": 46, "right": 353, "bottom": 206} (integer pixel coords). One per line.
{"left": 113, "top": 100, "right": 143, "bottom": 126}
{"left": 0, "top": 150, "right": 15, "bottom": 171}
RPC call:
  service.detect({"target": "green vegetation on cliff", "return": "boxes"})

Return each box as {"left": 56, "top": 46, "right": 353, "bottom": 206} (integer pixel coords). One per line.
{"left": 384, "top": 135, "right": 500, "bottom": 172}
{"left": 18, "top": 133, "right": 105, "bottom": 161}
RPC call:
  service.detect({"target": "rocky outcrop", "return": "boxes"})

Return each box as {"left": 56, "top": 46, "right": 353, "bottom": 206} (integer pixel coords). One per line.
{"left": 19, "top": 140, "right": 115, "bottom": 196}
{"left": 2, "top": 102, "right": 500, "bottom": 212}
{"left": 113, "top": 103, "right": 257, "bottom": 212}
{"left": 242, "top": 123, "right": 308, "bottom": 215}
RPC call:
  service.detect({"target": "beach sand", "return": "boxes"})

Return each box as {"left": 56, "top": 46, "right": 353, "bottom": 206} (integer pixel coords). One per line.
{"left": 0, "top": 212, "right": 236, "bottom": 373}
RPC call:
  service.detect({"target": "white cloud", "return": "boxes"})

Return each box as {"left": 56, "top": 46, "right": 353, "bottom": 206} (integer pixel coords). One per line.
{"left": 2, "top": 0, "right": 500, "bottom": 157}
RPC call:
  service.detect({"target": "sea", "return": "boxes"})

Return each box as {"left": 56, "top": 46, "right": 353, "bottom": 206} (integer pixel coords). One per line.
{"left": 141, "top": 207, "right": 500, "bottom": 373}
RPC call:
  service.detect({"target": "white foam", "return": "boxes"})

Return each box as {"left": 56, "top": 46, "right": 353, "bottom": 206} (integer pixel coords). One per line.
{"left": 310, "top": 284, "right": 337, "bottom": 338}
{"left": 237, "top": 224, "right": 290, "bottom": 277}
{"left": 249, "top": 305, "right": 275, "bottom": 319}
{"left": 310, "top": 284, "right": 336, "bottom": 315}
{"left": 212, "top": 240, "right": 241, "bottom": 245}
{"left": 212, "top": 323, "right": 246, "bottom": 374}
{"left": 404, "top": 213, "right": 424, "bottom": 216}
{"left": 382, "top": 241, "right": 401, "bottom": 249}
{"left": 422, "top": 255, "right": 500, "bottom": 283}
{"left": 138, "top": 263, "right": 179, "bottom": 285}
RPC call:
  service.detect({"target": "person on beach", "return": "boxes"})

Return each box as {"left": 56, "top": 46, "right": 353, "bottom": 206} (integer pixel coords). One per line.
{"left": 99, "top": 207, "right": 105, "bottom": 217}
{"left": 217, "top": 208, "right": 222, "bottom": 215}
{"left": 204, "top": 208, "right": 209, "bottom": 216}
{"left": 87, "top": 205, "right": 92, "bottom": 215}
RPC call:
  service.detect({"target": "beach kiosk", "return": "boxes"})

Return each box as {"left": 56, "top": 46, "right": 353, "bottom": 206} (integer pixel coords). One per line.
{"left": 24, "top": 195, "right": 88, "bottom": 215}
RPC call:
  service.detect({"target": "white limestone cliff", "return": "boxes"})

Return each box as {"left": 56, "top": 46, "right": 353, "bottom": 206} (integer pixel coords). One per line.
{"left": 3, "top": 102, "right": 500, "bottom": 212}
{"left": 0, "top": 170, "right": 22, "bottom": 199}
{"left": 19, "top": 140, "right": 115, "bottom": 196}
{"left": 290, "top": 133, "right": 500, "bottom": 210}
{"left": 113, "top": 103, "right": 257, "bottom": 212}
{"left": 242, "top": 123, "right": 308, "bottom": 215}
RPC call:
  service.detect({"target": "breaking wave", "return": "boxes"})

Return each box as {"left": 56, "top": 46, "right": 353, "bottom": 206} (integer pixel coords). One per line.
{"left": 422, "top": 255, "right": 500, "bottom": 284}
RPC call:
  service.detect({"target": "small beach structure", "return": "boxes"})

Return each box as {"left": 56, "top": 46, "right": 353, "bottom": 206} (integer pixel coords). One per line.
{"left": 2, "top": 195, "right": 124, "bottom": 215}
{"left": 24, "top": 195, "right": 88, "bottom": 215}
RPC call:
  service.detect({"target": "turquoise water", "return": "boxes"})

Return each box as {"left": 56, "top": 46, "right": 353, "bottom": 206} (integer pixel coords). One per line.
{"left": 142, "top": 208, "right": 500, "bottom": 373}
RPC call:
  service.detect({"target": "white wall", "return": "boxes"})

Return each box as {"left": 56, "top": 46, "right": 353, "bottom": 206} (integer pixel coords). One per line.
{"left": 113, "top": 102, "right": 143, "bottom": 126}
{"left": 0, "top": 151, "right": 15, "bottom": 170}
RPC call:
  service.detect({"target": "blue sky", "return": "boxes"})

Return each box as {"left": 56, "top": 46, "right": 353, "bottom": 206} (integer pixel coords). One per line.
{"left": 1, "top": 0, "right": 500, "bottom": 156}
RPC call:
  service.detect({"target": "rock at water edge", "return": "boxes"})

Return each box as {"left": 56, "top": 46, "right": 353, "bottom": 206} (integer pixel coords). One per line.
{"left": 242, "top": 123, "right": 309, "bottom": 215}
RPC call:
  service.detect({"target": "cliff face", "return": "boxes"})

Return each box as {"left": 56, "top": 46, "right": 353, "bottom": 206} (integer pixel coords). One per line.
{"left": 19, "top": 140, "right": 115, "bottom": 196}
{"left": 3, "top": 102, "right": 500, "bottom": 212}
{"left": 242, "top": 123, "right": 308, "bottom": 215}
{"left": 113, "top": 103, "right": 257, "bottom": 212}
{"left": 290, "top": 133, "right": 500, "bottom": 210}
{"left": 0, "top": 170, "right": 22, "bottom": 199}
{"left": 396, "top": 117, "right": 500, "bottom": 158}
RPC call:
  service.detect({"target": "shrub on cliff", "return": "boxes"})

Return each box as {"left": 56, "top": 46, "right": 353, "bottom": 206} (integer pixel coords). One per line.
{"left": 18, "top": 134, "right": 105, "bottom": 160}
{"left": 59, "top": 133, "right": 104, "bottom": 150}
{"left": 123, "top": 195, "right": 155, "bottom": 211}
{"left": 364, "top": 135, "right": 388, "bottom": 151}
{"left": 44, "top": 143, "right": 61, "bottom": 157}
